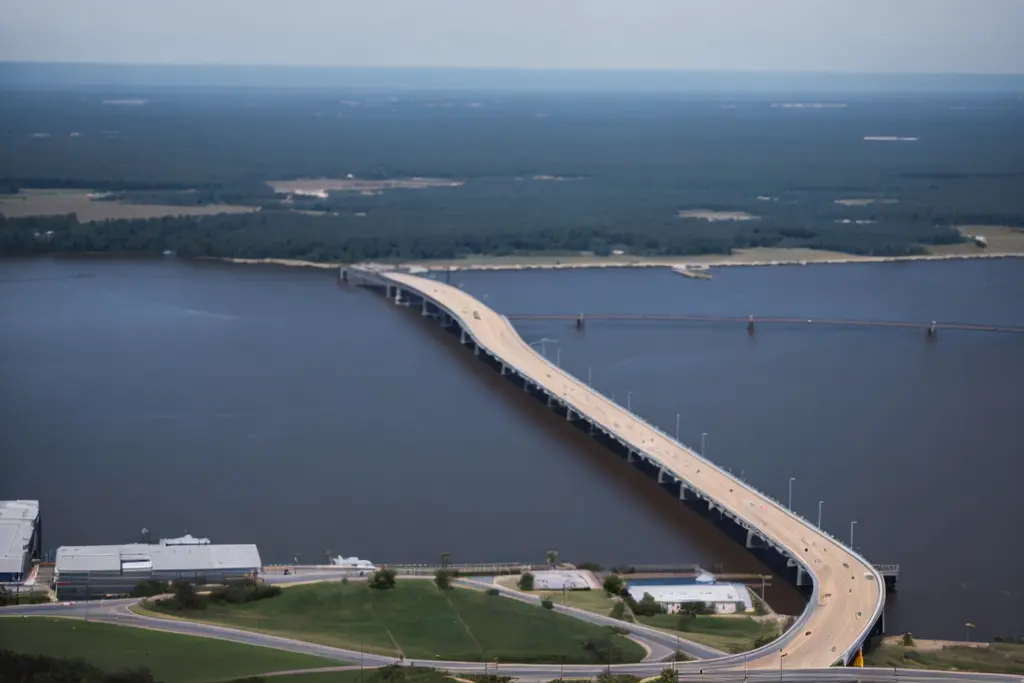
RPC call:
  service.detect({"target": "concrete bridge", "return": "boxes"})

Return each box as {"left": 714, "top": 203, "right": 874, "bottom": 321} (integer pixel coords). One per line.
{"left": 350, "top": 267, "right": 886, "bottom": 672}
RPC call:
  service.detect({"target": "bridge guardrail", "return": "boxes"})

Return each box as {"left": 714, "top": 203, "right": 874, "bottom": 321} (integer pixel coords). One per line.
{"left": 384, "top": 274, "right": 885, "bottom": 667}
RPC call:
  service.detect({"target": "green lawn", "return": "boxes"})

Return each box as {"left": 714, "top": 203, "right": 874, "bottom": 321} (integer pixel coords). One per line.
{"left": 147, "top": 580, "right": 644, "bottom": 664}
{"left": 635, "top": 614, "right": 779, "bottom": 653}
{"left": 494, "top": 577, "right": 618, "bottom": 615}
{"left": 865, "top": 643, "right": 1024, "bottom": 675}
{"left": 0, "top": 617, "right": 343, "bottom": 683}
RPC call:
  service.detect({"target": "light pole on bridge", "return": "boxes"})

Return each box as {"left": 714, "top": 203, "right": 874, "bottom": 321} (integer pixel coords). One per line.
{"left": 627, "top": 391, "right": 632, "bottom": 411}
{"left": 850, "top": 520, "right": 858, "bottom": 548}
{"left": 788, "top": 477, "right": 796, "bottom": 510}
{"left": 675, "top": 413, "right": 681, "bottom": 441}
{"left": 817, "top": 500, "right": 824, "bottom": 528}
{"left": 700, "top": 432, "right": 707, "bottom": 457}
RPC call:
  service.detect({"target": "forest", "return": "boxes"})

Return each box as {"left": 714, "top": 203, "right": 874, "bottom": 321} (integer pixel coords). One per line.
{"left": 2, "top": 87, "right": 1022, "bottom": 261}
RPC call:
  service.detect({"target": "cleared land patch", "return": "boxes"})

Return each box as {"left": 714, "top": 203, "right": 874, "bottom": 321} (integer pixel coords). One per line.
{"left": 0, "top": 190, "right": 255, "bottom": 222}
{"left": 0, "top": 617, "right": 340, "bottom": 683}
{"left": 267, "top": 178, "right": 463, "bottom": 195}
{"left": 834, "top": 198, "right": 900, "bottom": 206}
{"left": 677, "top": 210, "right": 759, "bottom": 222}
{"left": 925, "top": 226, "right": 1024, "bottom": 255}
{"left": 145, "top": 580, "right": 644, "bottom": 664}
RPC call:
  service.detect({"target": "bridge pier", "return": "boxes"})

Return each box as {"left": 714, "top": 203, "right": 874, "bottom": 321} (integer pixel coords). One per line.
{"left": 576, "top": 313, "right": 586, "bottom": 330}
{"left": 748, "top": 314, "right": 755, "bottom": 335}
{"left": 928, "top": 320, "right": 937, "bottom": 339}
{"left": 421, "top": 299, "right": 429, "bottom": 316}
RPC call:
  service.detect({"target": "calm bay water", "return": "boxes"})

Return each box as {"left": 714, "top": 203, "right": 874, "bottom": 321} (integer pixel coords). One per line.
{"left": 1, "top": 256, "right": 1022, "bottom": 640}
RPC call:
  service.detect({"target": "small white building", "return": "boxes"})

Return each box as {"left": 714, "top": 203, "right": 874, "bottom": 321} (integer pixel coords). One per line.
{"left": 627, "top": 578, "right": 751, "bottom": 614}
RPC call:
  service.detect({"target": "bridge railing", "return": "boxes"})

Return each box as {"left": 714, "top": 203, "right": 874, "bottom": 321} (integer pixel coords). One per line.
{"left": 386, "top": 275, "right": 885, "bottom": 667}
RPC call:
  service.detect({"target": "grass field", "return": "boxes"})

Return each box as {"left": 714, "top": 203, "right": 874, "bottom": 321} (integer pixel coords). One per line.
{"left": 0, "top": 617, "right": 342, "bottom": 683}
{"left": 147, "top": 580, "right": 644, "bottom": 664}
{"left": 634, "top": 614, "right": 779, "bottom": 653}
{"left": 494, "top": 576, "right": 618, "bottom": 615}
{"left": 865, "top": 642, "right": 1024, "bottom": 675}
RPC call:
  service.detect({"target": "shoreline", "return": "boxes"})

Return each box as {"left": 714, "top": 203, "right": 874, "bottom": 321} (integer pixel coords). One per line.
{"left": 217, "top": 250, "right": 1024, "bottom": 274}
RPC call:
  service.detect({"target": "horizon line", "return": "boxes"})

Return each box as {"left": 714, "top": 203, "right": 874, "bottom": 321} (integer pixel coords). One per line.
{"left": 3, "top": 60, "right": 1023, "bottom": 78}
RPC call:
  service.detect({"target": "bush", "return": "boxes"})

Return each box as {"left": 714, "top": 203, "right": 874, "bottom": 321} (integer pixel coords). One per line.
{"left": 752, "top": 632, "right": 779, "bottom": 648}
{"left": 752, "top": 598, "right": 768, "bottom": 616}
{"left": 902, "top": 650, "right": 923, "bottom": 662}
{"left": 576, "top": 561, "right": 603, "bottom": 571}
{"left": 609, "top": 601, "right": 626, "bottom": 620}
{"left": 486, "top": 588, "right": 500, "bottom": 596}
{"left": 369, "top": 568, "right": 397, "bottom": 590}
{"left": 209, "top": 579, "right": 281, "bottom": 605}
{"left": 434, "top": 569, "right": 455, "bottom": 590}
{"left": 541, "top": 598, "right": 555, "bottom": 610}
{"left": 518, "top": 572, "right": 534, "bottom": 591}
{"left": 602, "top": 574, "right": 624, "bottom": 596}
{"left": 131, "top": 580, "right": 169, "bottom": 598}
{"left": 902, "top": 632, "right": 915, "bottom": 647}
{"left": 633, "top": 592, "right": 663, "bottom": 617}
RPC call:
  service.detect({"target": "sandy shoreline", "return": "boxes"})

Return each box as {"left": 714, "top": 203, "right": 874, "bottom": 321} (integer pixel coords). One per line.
{"left": 217, "top": 249, "right": 1024, "bottom": 274}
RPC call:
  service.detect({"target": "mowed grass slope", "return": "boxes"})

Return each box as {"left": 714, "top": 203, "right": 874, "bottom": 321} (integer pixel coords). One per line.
{"left": 0, "top": 617, "right": 342, "bottom": 683}
{"left": 635, "top": 613, "right": 779, "bottom": 653}
{"left": 148, "top": 580, "right": 644, "bottom": 663}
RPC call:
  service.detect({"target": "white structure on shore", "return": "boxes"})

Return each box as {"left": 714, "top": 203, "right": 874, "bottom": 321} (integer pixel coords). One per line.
{"left": 627, "top": 572, "right": 752, "bottom": 614}
{"left": 330, "top": 555, "right": 376, "bottom": 570}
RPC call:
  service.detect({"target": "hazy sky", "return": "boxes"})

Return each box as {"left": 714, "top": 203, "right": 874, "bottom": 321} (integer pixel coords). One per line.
{"left": 2, "top": 0, "right": 1022, "bottom": 73}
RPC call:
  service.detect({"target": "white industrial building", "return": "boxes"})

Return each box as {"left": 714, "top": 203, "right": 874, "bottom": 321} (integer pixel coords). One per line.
{"left": 0, "top": 500, "right": 41, "bottom": 584}
{"left": 54, "top": 539, "right": 261, "bottom": 599}
{"left": 627, "top": 573, "right": 753, "bottom": 614}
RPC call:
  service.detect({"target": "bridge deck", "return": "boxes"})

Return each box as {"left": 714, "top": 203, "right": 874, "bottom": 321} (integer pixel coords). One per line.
{"left": 382, "top": 271, "right": 883, "bottom": 671}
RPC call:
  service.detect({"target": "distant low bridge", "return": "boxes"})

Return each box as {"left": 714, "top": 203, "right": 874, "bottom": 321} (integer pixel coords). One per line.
{"left": 506, "top": 313, "right": 1024, "bottom": 336}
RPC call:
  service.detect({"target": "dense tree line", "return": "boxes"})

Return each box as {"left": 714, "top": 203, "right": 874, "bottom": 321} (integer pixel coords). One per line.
{"left": 2, "top": 87, "right": 1021, "bottom": 261}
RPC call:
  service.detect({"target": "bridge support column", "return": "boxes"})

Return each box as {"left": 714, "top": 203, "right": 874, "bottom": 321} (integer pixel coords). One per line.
{"left": 567, "top": 408, "right": 574, "bottom": 421}
{"left": 547, "top": 395, "right": 555, "bottom": 407}
{"left": 421, "top": 299, "right": 429, "bottom": 316}
{"left": 627, "top": 450, "right": 636, "bottom": 463}
{"left": 474, "top": 344, "right": 480, "bottom": 356}
{"left": 679, "top": 486, "right": 688, "bottom": 500}
{"left": 460, "top": 329, "right": 467, "bottom": 345}
{"left": 394, "top": 288, "right": 402, "bottom": 304}
{"left": 746, "top": 529, "right": 757, "bottom": 548}
{"left": 747, "top": 315, "right": 755, "bottom": 336}
{"left": 500, "top": 364, "right": 507, "bottom": 376}
{"left": 657, "top": 468, "right": 668, "bottom": 484}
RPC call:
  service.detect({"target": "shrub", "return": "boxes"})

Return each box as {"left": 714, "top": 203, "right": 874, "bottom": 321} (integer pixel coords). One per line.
{"left": 602, "top": 574, "right": 625, "bottom": 596}
{"left": 752, "top": 598, "right": 768, "bottom": 616}
{"left": 541, "top": 598, "right": 555, "bottom": 610}
{"left": 902, "top": 632, "right": 915, "bottom": 647}
{"left": 752, "top": 632, "right": 779, "bottom": 648}
{"left": 434, "top": 569, "right": 455, "bottom": 590}
{"left": 486, "top": 588, "right": 500, "bottom": 596}
{"left": 576, "top": 561, "right": 603, "bottom": 571}
{"left": 633, "top": 592, "right": 663, "bottom": 617}
{"left": 131, "top": 580, "right": 168, "bottom": 597}
{"left": 902, "top": 650, "right": 923, "bottom": 662}
{"left": 609, "top": 601, "right": 626, "bottom": 620}
{"left": 518, "top": 572, "right": 535, "bottom": 591}
{"left": 369, "top": 568, "right": 397, "bottom": 590}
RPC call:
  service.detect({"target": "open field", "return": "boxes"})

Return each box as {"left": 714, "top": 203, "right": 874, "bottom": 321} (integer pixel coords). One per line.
{"left": 145, "top": 580, "right": 644, "bottom": 664}
{"left": 924, "top": 225, "right": 1024, "bottom": 255}
{"left": 0, "top": 617, "right": 341, "bottom": 683}
{"left": 494, "top": 576, "right": 618, "bottom": 615}
{"left": 267, "top": 178, "right": 463, "bottom": 195}
{"left": 677, "top": 210, "right": 759, "bottom": 222}
{"left": 0, "top": 189, "right": 256, "bottom": 222}
{"left": 865, "top": 641, "right": 1024, "bottom": 675}
{"left": 633, "top": 614, "right": 781, "bottom": 653}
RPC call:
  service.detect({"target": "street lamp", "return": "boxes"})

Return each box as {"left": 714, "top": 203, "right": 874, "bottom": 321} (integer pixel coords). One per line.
{"left": 627, "top": 391, "right": 632, "bottom": 411}
{"left": 556, "top": 347, "right": 562, "bottom": 367}
{"left": 701, "top": 432, "right": 707, "bottom": 456}
{"left": 788, "top": 477, "right": 796, "bottom": 510}
{"left": 588, "top": 366, "right": 593, "bottom": 387}
{"left": 675, "top": 413, "right": 681, "bottom": 441}
{"left": 528, "top": 337, "right": 558, "bottom": 358}
{"left": 850, "top": 520, "right": 858, "bottom": 548}
{"left": 817, "top": 500, "right": 824, "bottom": 528}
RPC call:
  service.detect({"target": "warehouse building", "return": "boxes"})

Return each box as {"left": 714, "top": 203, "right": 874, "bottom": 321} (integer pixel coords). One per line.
{"left": 0, "top": 500, "right": 41, "bottom": 584}
{"left": 54, "top": 539, "right": 261, "bottom": 599}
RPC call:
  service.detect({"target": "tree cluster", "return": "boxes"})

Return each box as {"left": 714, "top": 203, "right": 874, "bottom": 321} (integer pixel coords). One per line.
{"left": 0, "top": 650, "right": 157, "bottom": 683}
{"left": 369, "top": 568, "right": 397, "bottom": 590}
{"left": 154, "top": 578, "right": 281, "bottom": 611}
